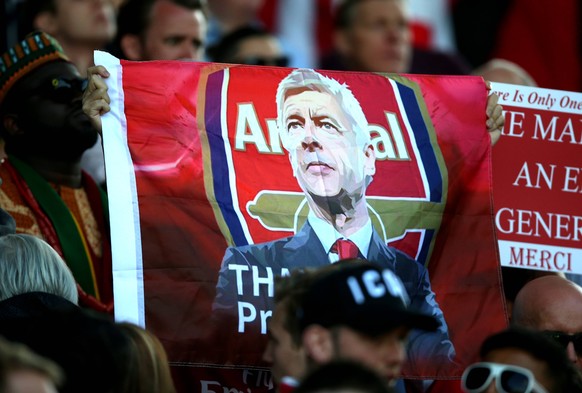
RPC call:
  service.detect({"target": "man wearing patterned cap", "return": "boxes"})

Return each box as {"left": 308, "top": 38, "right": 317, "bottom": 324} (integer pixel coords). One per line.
{"left": 0, "top": 31, "right": 112, "bottom": 313}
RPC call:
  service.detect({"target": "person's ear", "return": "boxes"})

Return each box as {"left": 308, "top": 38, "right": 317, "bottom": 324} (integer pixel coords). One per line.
{"left": 2, "top": 115, "right": 22, "bottom": 137}
{"left": 364, "top": 144, "right": 376, "bottom": 177}
{"left": 120, "top": 35, "right": 144, "bottom": 61}
{"left": 302, "top": 325, "right": 334, "bottom": 364}
{"left": 34, "top": 11, "right": 59, "bottom": 36}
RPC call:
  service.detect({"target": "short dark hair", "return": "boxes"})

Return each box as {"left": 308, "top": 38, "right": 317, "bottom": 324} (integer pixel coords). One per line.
{"left": 294, "top": 359, "right": 394, "bottom": 393}
{"left": 274, "top": 268, "right": 320, "bottom": 347}
{"left": 206, "top": 25, "right": 273, "bottom": 63}
{"left": 334, "top": 0, "right": 405, "bottom": 29}
{"left": 117, "top": 0, "right": 207, "bottom": 37}
{"left": 334, "top": 0, "right": 360, "bottom": 29}
{"left": 480, "top": 327, "right": 582, "bottom": 393}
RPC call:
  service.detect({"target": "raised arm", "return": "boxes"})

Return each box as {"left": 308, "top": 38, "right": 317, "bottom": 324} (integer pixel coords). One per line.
{"left": 82, "top": 65, "right": 111, "bottom": 133}
{"left": 485, "top": 84, "right": 505, "bottom": 146}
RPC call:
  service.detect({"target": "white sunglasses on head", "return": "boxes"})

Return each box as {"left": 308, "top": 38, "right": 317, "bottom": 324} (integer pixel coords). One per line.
{"left": 461, "top": 362, "right": 548, "bottom": 393}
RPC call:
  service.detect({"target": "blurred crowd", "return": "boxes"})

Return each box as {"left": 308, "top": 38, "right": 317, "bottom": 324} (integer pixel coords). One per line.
{"left": 0, "top": 0, "right": 581, "bottom": 393}
{"left": 2, "top": 0, "right": 581, "bottom": 91}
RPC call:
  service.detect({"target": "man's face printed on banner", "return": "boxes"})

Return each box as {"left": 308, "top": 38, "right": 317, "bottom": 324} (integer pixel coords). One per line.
{"left": 282, "top": 89, "right": 375, "bottom": 201}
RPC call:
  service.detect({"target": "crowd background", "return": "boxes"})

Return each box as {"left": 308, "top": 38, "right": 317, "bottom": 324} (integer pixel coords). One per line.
{"left": 1, "top": 0, "right": 581, "bottom": 92}
{"left": 0, "top": 0, "right": 581, "bottom": 392}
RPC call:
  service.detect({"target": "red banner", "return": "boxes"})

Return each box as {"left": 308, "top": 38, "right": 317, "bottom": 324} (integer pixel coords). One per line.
{"left": 97, "top": 52, "right": 506, "bottom": 391}
{"left": 491, "top": 83, "right": 582, "bottom": 274}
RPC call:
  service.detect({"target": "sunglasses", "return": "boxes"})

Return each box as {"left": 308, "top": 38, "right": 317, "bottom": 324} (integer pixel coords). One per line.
{"left": 542, "top": 330, "right": 582, "bottom": 353}
{"left": 38, "top": 77, "right": 89, "bottom": 103}
{"left": 462, "top": 362, "right": 548, "bottom": 393}
{"left": 238, "top": 56, "right": 289, "bottom": 67}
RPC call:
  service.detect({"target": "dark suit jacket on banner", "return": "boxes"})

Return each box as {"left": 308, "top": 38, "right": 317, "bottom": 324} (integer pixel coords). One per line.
{"left": 214, "top": 221, "right": 455, "bottom": 374}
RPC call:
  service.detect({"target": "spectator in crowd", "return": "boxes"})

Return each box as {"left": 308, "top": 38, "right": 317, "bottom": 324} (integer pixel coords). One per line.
{"left": 0, "top": 234, "right": 78, "bottom": 304}
{"left": 263, "top": 267, "right": 320, "bottom": 389}
{"left": 462, "top": 327, "right": 582, "bottom": 393}
{"left": 207, "top": 25, "right": 288, "bottom": 67}
{"left": 317, "top": 0, "right": 503, "bottom": 144}
{"left": 0, "top": 234, "right": 132, "bottom": 393}
{"left": 0, "top": 31, "right": 112, "bottom": 312}
{"left": 16, "top": 0, "right": 117, "bottom": 186}
{"left": 116, "top": 322, "right": 177, "bottom": 393}
{"left": 0, "top": 336, "right": 63, "bottom": 393}
{"left": 512, "top": 275, "right": 582, "bottom": 370}
{"left": 499, "top": 268, "right": 558, "bottom": 325}
{"left": 18, "top": 0, "right": 117, "bottom": 78}
{"left": 472, "top": 58, "right": 537, "bottom": 86}
{"left": 263, "top": 260, "right": 440, "bottom": 390}
{"left": 321, "top": 0, "right": 471, "bottom": 75}
{"left": 111, "top": 0, "right": 208, "bottom": 61}
{"left": 294, "top": 359, "right": 395, "bottom": 393}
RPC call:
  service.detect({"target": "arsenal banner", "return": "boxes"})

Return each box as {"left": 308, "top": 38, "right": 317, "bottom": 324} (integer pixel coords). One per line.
{"left": 97, "top": 51, "right": 506, "bottom": 391}
{"left": 491, "top": 83, "right": 582, "bottom": 275}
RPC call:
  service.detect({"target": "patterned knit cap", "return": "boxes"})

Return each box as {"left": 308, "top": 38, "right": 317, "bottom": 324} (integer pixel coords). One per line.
{"left": 0, "top": 31, "right": 70, "bottom": 105}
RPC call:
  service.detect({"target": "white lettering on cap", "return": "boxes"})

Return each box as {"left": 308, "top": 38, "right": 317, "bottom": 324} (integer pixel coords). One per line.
{"left": 382, "top": 269, "right": 409, "bottom": 304}
{"left": 346, "top": 269, "right": 409, "bottom": 305}
{"left": 347, "top": 276, "right": 365, "bottom": 304}
{"left": 363, "top": 270, "right": 385, "bottom": 298}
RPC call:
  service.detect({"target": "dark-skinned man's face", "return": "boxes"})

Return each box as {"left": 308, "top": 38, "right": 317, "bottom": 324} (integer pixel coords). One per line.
{"left": 2, "top": 61, "right": 97, "bottom": 160}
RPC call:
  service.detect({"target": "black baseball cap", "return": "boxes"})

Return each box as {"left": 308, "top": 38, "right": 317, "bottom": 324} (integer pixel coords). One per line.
{"left": 297, "top": 262, "right": 438, "bottom": 335}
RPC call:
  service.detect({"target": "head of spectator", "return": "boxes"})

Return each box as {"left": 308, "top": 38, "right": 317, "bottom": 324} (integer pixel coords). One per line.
{"left": 333, "top": 0, "right": 412, "bottom": 74}
{"left": 294, "top": 359, "right": 394, "bottom": 393}
{"left": 116, "top": 322, "right": 177, "bottom": 393}
{"left": 512, "top": 275, "right": 582, "bottom": 370}
{"left": 19, "top": 0, "right": 117, "bottom": 77}
{"left": 0, "top": 206, "right": 16, "bottom": 236}
{"left": 473, "top": 58, "right": 537, "bottom": 86}
{"left": 264, "top": 260, "right": 438, "bottom": 389}
{"left": 0, "top": 31, "right": 98, "bottom": 187}
{"left": 0, "top": 234, "right": 78, "bottom": 304}
{"left": 461, "top": 327, "right": 582, "bottom": 393}
{"left": 207, "top": 26, "right": 288, "bottom": 67}
{"left": 0, "top": 31, "right": 112, "bottom": 312}
{"left": 500, "top": 268, "right": 558, "bottom": 324}
{"left": 263, "top": 268, "right": 320, "bottom": 387}
{"left": 114, "top": 0, "right": 208, "bottom": 61}
{"left": 0, "top": 336, "right": 63, "bottom": 393}
{"left": 0, "top": 292, "right": 132, "bottom": 393}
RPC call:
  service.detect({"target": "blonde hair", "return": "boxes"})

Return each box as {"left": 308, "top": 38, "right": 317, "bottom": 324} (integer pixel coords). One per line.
{"left": 117, "top": 323, "right": 177, "bottom": 393}
{"left": 0, "top": 336, "right": 64, "bottom": 389}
